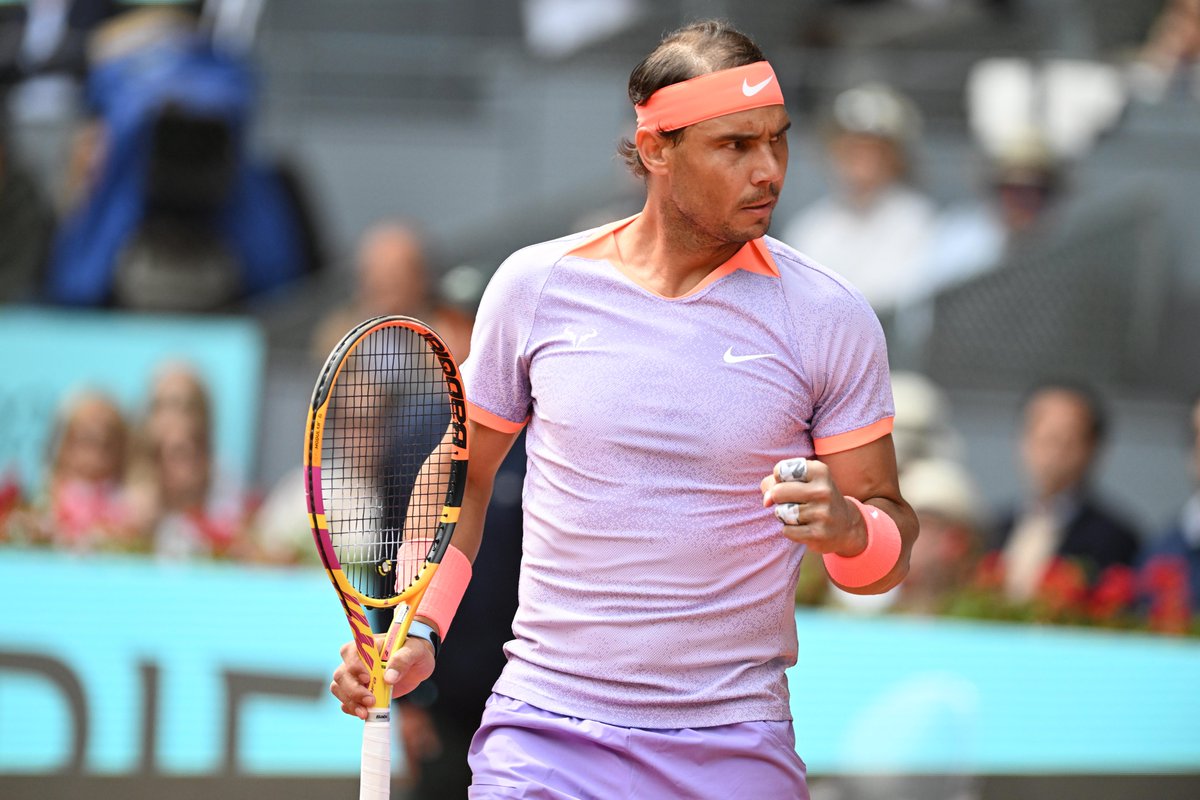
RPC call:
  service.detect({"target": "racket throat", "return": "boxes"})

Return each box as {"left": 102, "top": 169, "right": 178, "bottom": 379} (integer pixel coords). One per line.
{"left": 380, "top": 602, "right": 411, "bottom": 661}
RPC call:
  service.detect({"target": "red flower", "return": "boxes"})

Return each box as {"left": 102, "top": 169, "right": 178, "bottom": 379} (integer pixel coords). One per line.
{"left": 1088, "top": 564, "right": 1137, "bottom": 622}
{"left": 1141, "top": 555, "right": 1193, "bottom": 635}
{"left": 1035, "top": 557, "right": 1089, "bottom": 618}
{"left": 973, "top": 552, "right": 1005, "bottom": 591}
{"left": 0, "top": 472, "right": 22, "bottom": 526}
{"left": 1141, "top": 555, "right": 1190, "bottom": 596}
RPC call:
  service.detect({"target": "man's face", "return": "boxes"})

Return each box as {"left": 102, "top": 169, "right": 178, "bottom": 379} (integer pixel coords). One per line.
{"left": 60, "top": 400, "right": 125, "bottom": 484}
{"left": 356, "top": 227, "right": 429, "bottom": 316}
{"left": 829, "top": 132, "right": 902, "bottom": 202}
{"left": 660, "top": 105, "right": 790, "bottom": 246}
{"left": 1020, "top": 389, "right": 1098, "bottom": 499}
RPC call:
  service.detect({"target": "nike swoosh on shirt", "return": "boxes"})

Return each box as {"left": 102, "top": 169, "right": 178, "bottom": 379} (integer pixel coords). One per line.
{"left": 742, "top": 76, "right": 773, "bottom": 97}
{"left": 723, "top": 347, "right": 775, "bottom": 364}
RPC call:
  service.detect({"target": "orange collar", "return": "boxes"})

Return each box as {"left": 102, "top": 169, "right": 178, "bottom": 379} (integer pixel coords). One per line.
{"left": 566, "top": 215, "right": 779, "bottom": 297}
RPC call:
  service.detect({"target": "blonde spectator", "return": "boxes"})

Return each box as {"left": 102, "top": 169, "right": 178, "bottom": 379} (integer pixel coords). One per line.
{"left": 142, "top": 360, "right": 212, "bottom": 445}
{"left": 42, "top": 389, "right": 138, "bottom": 551}
{"left": 126, "top": 361, "right": 252, "bottom": 559}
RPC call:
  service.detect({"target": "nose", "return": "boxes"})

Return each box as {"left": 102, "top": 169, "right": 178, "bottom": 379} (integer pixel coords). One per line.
{"left": 751, "top": 144, "right": 786, "bottom": 188}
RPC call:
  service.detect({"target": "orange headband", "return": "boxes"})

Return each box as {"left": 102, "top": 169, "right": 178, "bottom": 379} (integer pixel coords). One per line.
{"left": 635, "top": 61, "right": 784, "bottom": 133}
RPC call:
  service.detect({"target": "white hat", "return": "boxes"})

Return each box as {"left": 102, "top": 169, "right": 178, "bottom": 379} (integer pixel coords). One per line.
{"left": 831, "top": 82, "right": 922, "bottom": 145}
{"left": 900, "top": 458, "right": 982, "bottom": 529}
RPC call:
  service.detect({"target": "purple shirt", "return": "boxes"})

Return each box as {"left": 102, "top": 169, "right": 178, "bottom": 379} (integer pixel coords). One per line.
{"left": 461, "top": 216, "right": 894, "bottom": 728}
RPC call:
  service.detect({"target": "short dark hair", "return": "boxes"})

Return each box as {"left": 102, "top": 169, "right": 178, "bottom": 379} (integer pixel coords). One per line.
{"left": 617, "top": 19, "right": 766, "bottom": 178}
{"left": 1022, "top": 378, "right": 1109, "bottom": 444}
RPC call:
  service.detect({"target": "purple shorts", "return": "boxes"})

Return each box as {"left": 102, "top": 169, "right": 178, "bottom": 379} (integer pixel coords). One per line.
{"left": 467, "top": 694, "right": 809, "bottom": 799}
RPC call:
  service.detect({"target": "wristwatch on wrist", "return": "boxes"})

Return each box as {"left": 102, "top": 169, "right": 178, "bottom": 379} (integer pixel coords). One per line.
{"left": 406, "top": 620, "right": 441, "bottom": 658}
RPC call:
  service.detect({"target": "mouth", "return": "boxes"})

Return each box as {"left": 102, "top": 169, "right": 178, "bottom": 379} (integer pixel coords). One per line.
{"left": 741, "top": 198, "right": 777, "bottom": 216}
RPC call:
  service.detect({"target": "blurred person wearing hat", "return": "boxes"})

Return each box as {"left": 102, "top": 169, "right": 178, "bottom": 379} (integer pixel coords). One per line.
{"left": 781, "top": 82, "right": 937, "bottom": 315}
{"left": 890, "top": 370, "right": 965, "bottom": 471}
{"left": 919, "top": 127, "right": 1064, "bottom": 298}
{"left": 894, "top": 458, "right": 987, "bottom": 615}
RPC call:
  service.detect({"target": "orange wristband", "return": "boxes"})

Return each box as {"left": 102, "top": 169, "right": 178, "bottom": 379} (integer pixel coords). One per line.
{"left": 419, "top": 544, "right": 472, "bottom": 638}
{"left": 822, "top": 497, "right": 902, "bottom": 589}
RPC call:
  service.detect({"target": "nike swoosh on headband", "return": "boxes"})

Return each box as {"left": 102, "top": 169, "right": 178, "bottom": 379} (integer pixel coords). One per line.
{"left": 742, "top": 76, "right": 773, "bottom": 97}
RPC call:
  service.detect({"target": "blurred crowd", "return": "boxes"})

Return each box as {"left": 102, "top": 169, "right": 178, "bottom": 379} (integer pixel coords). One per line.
{"left": 795, "top": 373, "right": 1200, "bottom": 640}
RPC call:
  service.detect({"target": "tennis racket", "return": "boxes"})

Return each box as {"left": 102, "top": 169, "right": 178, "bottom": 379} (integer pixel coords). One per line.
{"left": 304, "top": 315, "right": 468, "bottom": 799}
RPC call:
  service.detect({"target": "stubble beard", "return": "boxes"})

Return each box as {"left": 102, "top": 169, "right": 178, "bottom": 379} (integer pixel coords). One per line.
{"left": 666, "top": 194, "right": 770, "bottom": 251}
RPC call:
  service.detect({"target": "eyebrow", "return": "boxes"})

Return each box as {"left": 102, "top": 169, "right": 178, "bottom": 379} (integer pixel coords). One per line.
{"left": 713, "top": 121, "right": 792, "bottom": 142}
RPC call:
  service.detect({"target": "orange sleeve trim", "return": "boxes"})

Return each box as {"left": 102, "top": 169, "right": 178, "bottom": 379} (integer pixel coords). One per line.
{"left": 813, "top": 416, "right": 894, "bottom": 456}
{"left": 467, "top": 401, "right": 528, "bottom": 433}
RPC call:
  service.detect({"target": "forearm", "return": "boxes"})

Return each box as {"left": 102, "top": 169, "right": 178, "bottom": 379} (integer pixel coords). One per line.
{"left": 812, "top": 434, "right": 919, "bottom": 595}
{"left": 436, "top": 419, "right": 520, "bottom": 564}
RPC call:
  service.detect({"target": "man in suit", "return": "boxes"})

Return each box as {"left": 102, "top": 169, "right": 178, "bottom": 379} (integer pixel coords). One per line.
{"left": 994, "top": 380, "right": 1139, "bottom": 602}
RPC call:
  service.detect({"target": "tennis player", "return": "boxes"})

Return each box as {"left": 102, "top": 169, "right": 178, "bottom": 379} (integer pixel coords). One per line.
{"left": 331, "top": 19, "right": 918, "bottom": 798}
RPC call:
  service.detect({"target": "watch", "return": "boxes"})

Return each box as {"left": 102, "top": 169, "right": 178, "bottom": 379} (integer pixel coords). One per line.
{"left": 406, "top": 620, "right": 441, "bottom": 658}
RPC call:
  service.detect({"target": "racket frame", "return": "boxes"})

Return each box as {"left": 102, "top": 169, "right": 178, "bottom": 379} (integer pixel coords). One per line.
{"left": 303, "top": 315, "right": 468, "bottom": 797}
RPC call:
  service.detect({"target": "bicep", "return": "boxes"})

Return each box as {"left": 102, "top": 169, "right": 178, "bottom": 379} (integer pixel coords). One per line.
{"left": 821, "top": 434, "right": 903, "bottom": 504}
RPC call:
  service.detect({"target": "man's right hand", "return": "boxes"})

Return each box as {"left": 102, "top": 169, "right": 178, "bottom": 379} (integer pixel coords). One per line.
{"left": 330, "top": 636, "right": 436, "bottom": 719}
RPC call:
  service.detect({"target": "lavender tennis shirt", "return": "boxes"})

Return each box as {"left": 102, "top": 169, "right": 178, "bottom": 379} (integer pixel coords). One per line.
{"left": 461, "top": 215, "right": 894, "bottom": 729}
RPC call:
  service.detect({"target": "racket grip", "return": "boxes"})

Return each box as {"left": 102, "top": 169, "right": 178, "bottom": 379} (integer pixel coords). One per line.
{"left": 360, "top": 716, "right": 391, "bottom": 799}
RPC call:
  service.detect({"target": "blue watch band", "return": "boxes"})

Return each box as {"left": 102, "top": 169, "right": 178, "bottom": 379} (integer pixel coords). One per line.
{"left": 406, "top": 620, "right": 441, "bottom": 658}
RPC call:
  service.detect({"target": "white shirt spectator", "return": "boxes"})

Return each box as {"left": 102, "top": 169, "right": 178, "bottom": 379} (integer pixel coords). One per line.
{"left": 782, "top": 184, "right": 937, "bottom": 312}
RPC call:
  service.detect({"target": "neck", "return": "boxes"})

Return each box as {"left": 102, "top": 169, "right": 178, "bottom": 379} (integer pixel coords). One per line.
{"left": 617, "top": 201, "right": 745, "bottom": 298}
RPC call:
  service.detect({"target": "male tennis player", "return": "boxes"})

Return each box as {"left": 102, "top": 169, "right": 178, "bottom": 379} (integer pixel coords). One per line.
{"left": 331, "top": 19, "right": 918, "bottom": 798}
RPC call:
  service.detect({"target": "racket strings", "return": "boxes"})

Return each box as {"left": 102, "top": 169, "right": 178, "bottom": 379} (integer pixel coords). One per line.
{"left": 322, "top": 325, "right": 453, "bottom": 600}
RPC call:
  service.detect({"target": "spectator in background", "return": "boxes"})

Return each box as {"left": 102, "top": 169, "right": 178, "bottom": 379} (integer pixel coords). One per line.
{"left": 919, "top": 128, "right": 1064, "bottom": 296}
{"left": 889, "top": 370, "right": 964, "bottom": 471}
{"left": 311, "top": 220, "right": 474, "bottom": 362}
{"left": 1126, "top": 0, "right": 1200, "bottom": 105}
{"left": 893, "top": 457, "right": 986, "bottom": 615}
{"left": 1138, "top": 393, "right": 1200, "bottom": 612}
{"left": 780, "top": 82, "right": 937, "bottom": 316}
{"left": 43, "top": 6, "right": 317, "bottom": 310}
{"left": 992, "top": 380, "right": 1139, "bottom": 604}
{"left": 39, "top": 388, "right": 137, "bottom": 551}
{"left": 126, "top": 361, "right": 252, "bottom": 559}
{"left": 255, "top": 220, "right": 476, "bottom": 564}
{"left": 889, "top": 129, "right": 1068, "bottom": 366}
{"left": 0, "top": 0, "right": 120, "bottom": 198}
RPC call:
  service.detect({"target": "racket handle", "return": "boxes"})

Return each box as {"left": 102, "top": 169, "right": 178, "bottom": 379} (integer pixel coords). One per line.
{"left": 360, "top": 714, "right": 391, "bottom": 799}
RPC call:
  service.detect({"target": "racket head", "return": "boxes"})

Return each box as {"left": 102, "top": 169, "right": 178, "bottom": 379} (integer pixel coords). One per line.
{"left": 304, "top": 315, "right": 468, "bottom": 616}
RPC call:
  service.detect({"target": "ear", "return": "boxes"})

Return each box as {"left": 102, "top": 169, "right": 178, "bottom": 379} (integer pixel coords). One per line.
{"left": 635, "top": 128, "right": 672, "bottom": 177}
